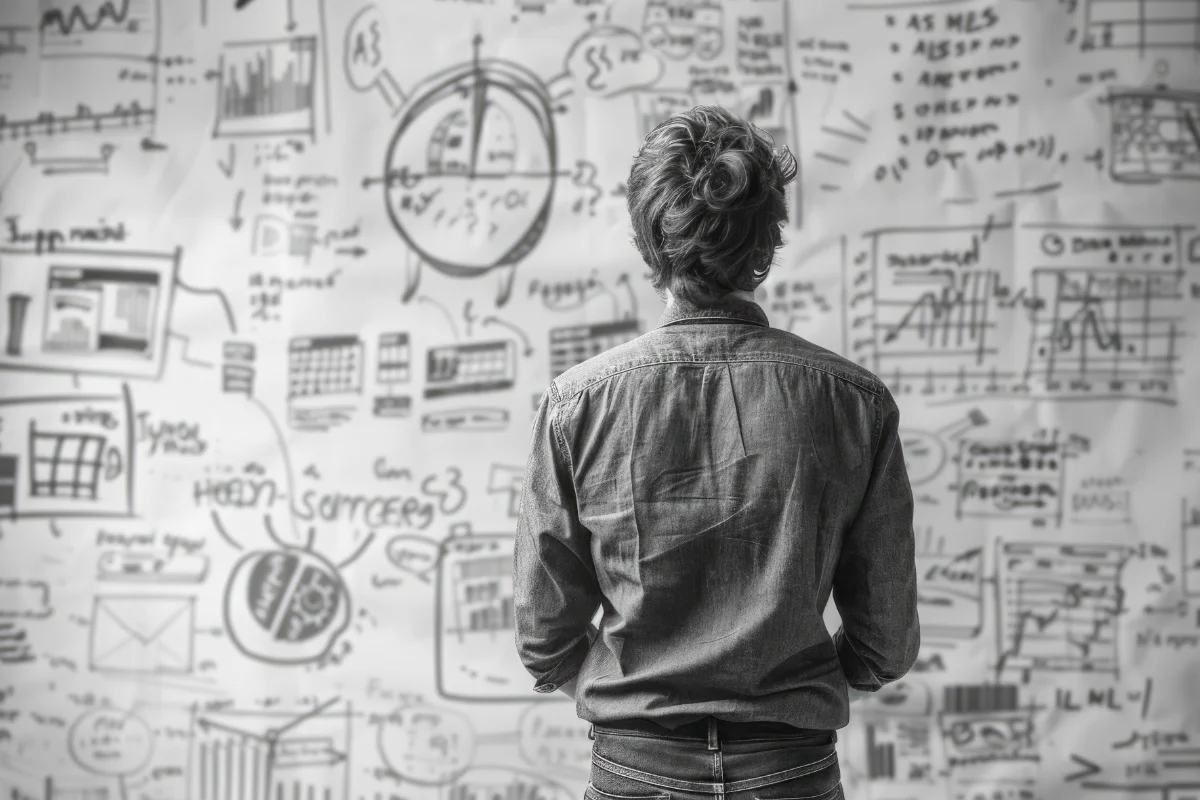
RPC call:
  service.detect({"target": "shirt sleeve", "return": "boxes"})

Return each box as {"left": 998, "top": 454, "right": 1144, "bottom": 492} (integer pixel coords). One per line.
{"left": 513, "top": 387, "right": 602, "bottom": 694}
{"left": 831, "top": 387, "right": 921, "bottom": 692}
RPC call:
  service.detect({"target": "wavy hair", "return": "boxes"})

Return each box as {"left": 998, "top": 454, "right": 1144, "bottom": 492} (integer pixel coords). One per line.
{"left": 627, "top": 105, "right": 798, "bottom": 305}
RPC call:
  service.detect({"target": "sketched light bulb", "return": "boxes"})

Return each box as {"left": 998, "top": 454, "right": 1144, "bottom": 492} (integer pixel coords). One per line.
{"left": 224, "top": 542, "right": 350, "bottom": 665}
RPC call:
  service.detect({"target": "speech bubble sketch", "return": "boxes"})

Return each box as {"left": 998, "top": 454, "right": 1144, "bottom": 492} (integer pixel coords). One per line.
{"left": 384, "top": 534, "right": 442, "bottom": 582}
{"left": 344, "top": 5, "right": 405, "bottom": 112}
{"left": 68, "top": 708, "right": 154, "bottom": 800}
{"left": 377, "top": 703, "right": 475, "bottom": 786}
{"left": 563, "top": 26, "right": 664, "bottom": 98}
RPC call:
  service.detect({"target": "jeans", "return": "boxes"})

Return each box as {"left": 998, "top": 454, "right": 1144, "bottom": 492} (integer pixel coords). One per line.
{"left": 586, "top": 717, "right": 843, "bottom": 800}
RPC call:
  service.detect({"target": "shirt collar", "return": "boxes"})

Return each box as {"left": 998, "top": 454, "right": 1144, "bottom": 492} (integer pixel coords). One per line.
{"left": 656, "top": 291, "right": 771, "bottom": 329}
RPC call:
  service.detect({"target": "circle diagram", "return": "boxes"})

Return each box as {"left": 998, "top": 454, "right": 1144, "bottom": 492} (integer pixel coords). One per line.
{"left": 224, "top": 548, "right": 351, "bottom": 665}
{"left": 383, "top": 58, "right": 557, "bottom": 279}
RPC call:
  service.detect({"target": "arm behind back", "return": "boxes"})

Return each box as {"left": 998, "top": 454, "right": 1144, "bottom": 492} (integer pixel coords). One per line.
{"left": 831, "top": 386, "right": 921, "bottom": 692}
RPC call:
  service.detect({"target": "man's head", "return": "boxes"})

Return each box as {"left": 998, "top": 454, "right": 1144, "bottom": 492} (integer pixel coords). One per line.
{"left": 627, "top": 105, "right": 798, "bottom": 305}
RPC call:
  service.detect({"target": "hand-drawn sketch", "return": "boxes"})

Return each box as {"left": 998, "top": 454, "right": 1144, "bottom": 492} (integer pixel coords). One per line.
{"left": 955, "top": 434, "right": 1069, "bottom": 526}
{"left": 0, "top": 0, "right": 160, "bottom": 151}
{"left": 549, "top": 319, "right": 639, "bottom": 378}
{"left": 68, "top": 707, "right": 154, "bottom": 800}
{"left": 0, "top": 386, "right": 134, "bottom": 520}
{"left": 287, "top": 334, "right": 364, "bottom": 430}
{"left": 220, "top": 515, "right": 368, "bottom": 666}
{"left": 995, "top": 541, "right": 1131, "bottom": 680}
{"left": 376, "top": 703, "right": 475, "bottom": 786}
{"left": 424, "top": 340, "right": 517, "bottom": 399}
{"left": 1082, "top": 0, "right": 1200, "bottom": 52}
{"left": 89, "top": 594, "right": 195, "bottom": 674}
{"left": 214, "top": 37, "right": 319, "bottom": 139}
{"left": 436, "top": 523, "right": 550, "bottom": 702}
{"left": 187, "top": 697, "right": 351, "bottom": 800}
{"left": 1107, "top": 86, "right": 1200, "bottom": 184}
{"left": 849, "top": 680, "right": 936, "bottom": 785}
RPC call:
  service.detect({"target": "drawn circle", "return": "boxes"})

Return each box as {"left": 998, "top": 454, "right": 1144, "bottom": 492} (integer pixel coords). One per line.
{"left": 224, "top": 548, "right": 351, "bottom": 665}
{"left": 384, "top": 535, "right": 442, "bottom": 580}
{"left": 1040, "top": 233, "right": 1064, "bottom": 257}
{"left": 377, "top": 703, "right": 475, "bottom": 785}
{"left": 900, "top": 429, "right": 945, "bottom": 486}
{"left": 383, "top": 59, "right": 556, "bottom": 277}
{"left": 344, "top": 5, "right": 388, "bottom": 91}
{"left": 68, "top": 709, "right": 154, "bottom": 777}
{"left": 1154, "top": 58, "right": 1169, "bottom": 76}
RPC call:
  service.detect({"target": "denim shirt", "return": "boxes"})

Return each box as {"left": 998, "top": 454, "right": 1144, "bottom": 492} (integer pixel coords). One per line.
{"left": 513, "top": 292, "right": 920, "bottom": 731}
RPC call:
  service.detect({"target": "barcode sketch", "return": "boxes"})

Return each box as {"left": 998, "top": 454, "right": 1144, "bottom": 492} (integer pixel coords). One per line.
{"left": 1083, "top": 0, "right": 1200, "bottom": 52}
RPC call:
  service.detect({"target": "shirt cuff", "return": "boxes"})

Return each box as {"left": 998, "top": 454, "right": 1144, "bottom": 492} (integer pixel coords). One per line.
{"left": 834, "top": 626, "right": 881, "bottom": 693}
{"left": 531, "top": 623, "right": 598, "bottom": 694}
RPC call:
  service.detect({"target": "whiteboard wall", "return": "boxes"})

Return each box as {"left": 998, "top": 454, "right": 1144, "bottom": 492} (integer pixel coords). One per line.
{"left": 0, "top": 1, "right": 1198, "bottom": 799}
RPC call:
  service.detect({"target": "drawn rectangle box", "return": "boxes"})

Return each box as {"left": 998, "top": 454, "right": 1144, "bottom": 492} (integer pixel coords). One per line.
{"left": 0, "top": 578, "right": 51, "bottom": 618}
{"left": 956, "top": 438, "right": 1065, "bottom": 524}
{"left": 0, "top": 247, "right": 178, "bottom": 380}
{"left": 89, "top": 595, "right": 194, "bottom": 674}
{"left": 424, "top": 340, "right": 516, "bottom": 399}
{"left": 436, "top": 525, "right": 543, "bottom": 701}
{"left": 0, "top": 386, "right": 133, "bottom": 520}
{"left": 214, "top": 37, "right": 318, "bottom": 139}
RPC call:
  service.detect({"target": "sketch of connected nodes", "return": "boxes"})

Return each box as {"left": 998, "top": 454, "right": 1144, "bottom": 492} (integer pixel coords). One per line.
{"left": 347, "top": 10, "right": 556, "bottom": 307}
{"left": 216, "top": 514, "right": 373, "bottom": 665}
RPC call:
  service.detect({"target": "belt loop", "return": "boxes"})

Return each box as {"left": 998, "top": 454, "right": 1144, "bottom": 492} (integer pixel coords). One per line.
{"left": 588, "top": 724, "right": 594, "bottom": 740}
{"left": 707, "top": 716, "right": 718, "bottom": 751}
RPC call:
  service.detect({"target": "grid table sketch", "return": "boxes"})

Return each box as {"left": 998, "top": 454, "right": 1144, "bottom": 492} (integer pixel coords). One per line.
{"left": 424, "top": 341, "right": 516, "bottom": 398}
{"left": 1084, "top": 0, "right": 1200, "bottom": 52}
{"left": 1109, "top": 87, "right": 1200, "bottom": 183}
{"left": 376, "top": 332, "right": 411, "bottom": 384}
{"left": 288, "top": 336, "right": 363, "bottom": 398}
{"left": 29, "top": 423, "right": 105, "bottom": 500}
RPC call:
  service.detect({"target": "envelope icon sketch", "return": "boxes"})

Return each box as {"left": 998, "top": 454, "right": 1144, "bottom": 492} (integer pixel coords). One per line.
{"left": 89, "top": 595, "right": 194, "bottom": 674}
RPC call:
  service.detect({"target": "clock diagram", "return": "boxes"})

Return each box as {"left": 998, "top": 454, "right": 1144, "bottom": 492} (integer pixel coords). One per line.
{"left": 380, "top": 40, "right": 557, "bottom": 307}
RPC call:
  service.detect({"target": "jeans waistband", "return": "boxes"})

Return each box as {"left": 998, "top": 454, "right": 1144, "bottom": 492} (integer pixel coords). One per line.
{"left": 591, "top": 716, "right": 836, "bottom": 747}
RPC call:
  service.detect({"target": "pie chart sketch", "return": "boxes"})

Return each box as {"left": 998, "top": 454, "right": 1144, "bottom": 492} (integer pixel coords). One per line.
{"left": 381, "top": 39, "right": 557, "bottom": 307}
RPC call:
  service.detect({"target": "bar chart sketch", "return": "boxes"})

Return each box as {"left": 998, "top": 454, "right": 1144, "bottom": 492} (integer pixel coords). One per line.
{"left": 214, "top": 36, "right": 318, "bottom": 139}
{"left": 188, "top": 698, "right": 350, "bottom": 800}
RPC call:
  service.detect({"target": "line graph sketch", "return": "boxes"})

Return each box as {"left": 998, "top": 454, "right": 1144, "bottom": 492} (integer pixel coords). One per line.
{"left": 0, "top": 0, "right": 161, "bottom": 143}
{"left": 996, "top": 542, "right": 1131, "bottom": 681}
{"left": 374, "top": 36, "right": 558, "bottom": 307}
{"left": 1083, "top": 0, "right": 1200, "bottom": 52}
{"left": 1025, "top": 270, "right": 1182, "bottom": 385}
{"left": 1021, "top": 223, "right": 1191, "bottom": 403}
{"left": 1108, "top": 86, "right": 1200, "bottom": 184}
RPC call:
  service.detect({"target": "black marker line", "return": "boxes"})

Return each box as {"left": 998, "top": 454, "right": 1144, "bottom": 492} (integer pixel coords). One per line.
{"left": 336, "top": 531, "right": 376, "bottom": 569}
{"left": 210, "top": 510, "right": 244, "bottom": 551}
